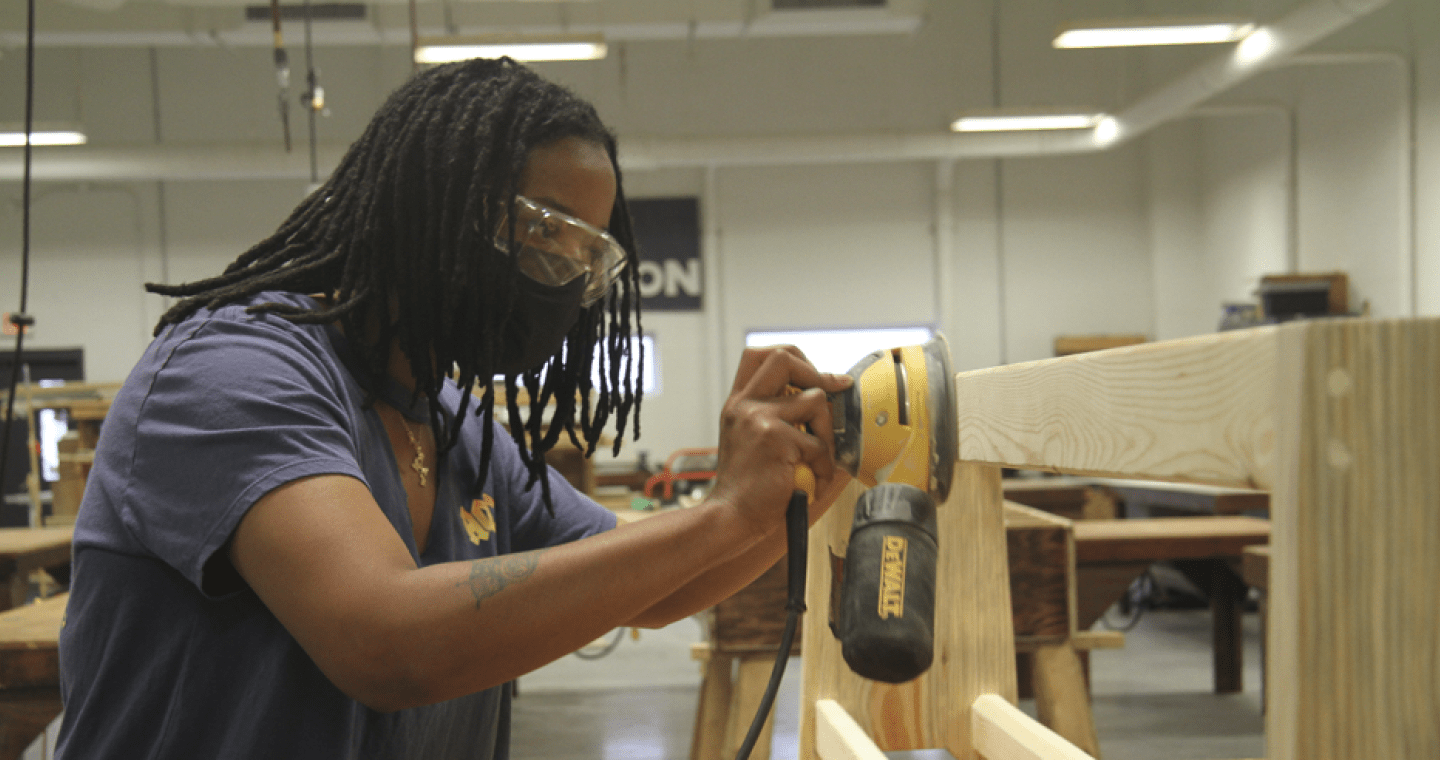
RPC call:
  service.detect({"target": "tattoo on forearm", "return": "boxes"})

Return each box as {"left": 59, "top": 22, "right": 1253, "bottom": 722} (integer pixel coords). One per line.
{"left": 458, "top": 550, "right": 545, "bottom": 609}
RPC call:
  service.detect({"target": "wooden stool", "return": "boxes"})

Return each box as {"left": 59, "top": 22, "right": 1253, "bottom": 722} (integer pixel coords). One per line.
{"left": 690, "top": 642, "right": 795, "bottom": 760}
{"left": 1005, "top": 502, "right": 1116, "bottom": 758}
{"left": 0, "top": 592, "right": 66, "bottom": 760}
{"left": 690, "top": 560, "right": 798, "bottom": 760}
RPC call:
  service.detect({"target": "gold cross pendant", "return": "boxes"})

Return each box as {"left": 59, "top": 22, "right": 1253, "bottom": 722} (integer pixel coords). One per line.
{"left": 411, "top": 451, "right": 429, "bottom": 487}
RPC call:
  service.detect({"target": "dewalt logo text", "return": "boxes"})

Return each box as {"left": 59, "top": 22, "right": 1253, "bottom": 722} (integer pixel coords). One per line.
{"left": 878, "top": 535, "right": 907, "bottom": 619}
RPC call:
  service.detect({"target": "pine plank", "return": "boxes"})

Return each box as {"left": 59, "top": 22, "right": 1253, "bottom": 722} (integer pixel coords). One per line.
{"left": 799, "top": 464, "right": 1016, "bottom": 760}
{"left": 1267, "top": 318, "right": 1440, "bottom": 760}
{"left": 970, "top": 694, "right": 1095, "bottom": 760}
{"left": 814, "top": 700, "right": 887, "bottom": 760}
{"left": 955, "top": 328, "right": 1279, "bottom": 489}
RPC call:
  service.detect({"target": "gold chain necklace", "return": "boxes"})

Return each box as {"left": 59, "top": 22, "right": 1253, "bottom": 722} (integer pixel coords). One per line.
{"left": 402, "top": 421, "right": 430, "bottom": 487}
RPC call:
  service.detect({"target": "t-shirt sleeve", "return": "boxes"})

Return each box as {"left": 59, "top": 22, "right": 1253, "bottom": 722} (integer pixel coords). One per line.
{"left": 118, "top": 313, "right": 367, "bottom": 596}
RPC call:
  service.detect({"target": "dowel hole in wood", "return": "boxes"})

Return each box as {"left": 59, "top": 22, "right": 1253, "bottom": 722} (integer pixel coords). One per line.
{"left": 1326, "top": 367, "right": 1352, "bottom": 397}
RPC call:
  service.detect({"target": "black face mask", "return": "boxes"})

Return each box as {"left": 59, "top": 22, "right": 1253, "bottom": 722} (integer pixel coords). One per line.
{"left": 497, "top": 275, "right": 587, "bottom": 375}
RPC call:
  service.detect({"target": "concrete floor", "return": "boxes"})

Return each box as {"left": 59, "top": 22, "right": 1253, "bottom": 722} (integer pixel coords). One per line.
{"left": 19, "top": 601, "right": 1262, "bottom": 759}
{"left": 511, "top": 607, "right": 1266, "bottom": 760}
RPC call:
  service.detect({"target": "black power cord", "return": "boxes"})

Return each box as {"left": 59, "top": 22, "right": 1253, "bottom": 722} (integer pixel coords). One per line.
{"left": 732, "top": 490, "right": 808, "bottom": 760}
{"left": 0, "top": 0, "right": 39, "bottom": 502}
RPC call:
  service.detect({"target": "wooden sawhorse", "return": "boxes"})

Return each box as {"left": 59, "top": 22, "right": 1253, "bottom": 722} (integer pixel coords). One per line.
{"left": 804, "top": 318, "right": 1440, "bottom": 760}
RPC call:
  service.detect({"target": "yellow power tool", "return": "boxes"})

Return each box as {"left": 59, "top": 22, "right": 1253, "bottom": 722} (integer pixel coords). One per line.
{"left": 828, "top": 334, "right": 957, "bottom": 683}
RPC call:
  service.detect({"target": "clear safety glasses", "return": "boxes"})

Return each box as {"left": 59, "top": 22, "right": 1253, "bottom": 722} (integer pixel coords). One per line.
{"left": 496, "top": 196, "right": 628, "bottom": 307}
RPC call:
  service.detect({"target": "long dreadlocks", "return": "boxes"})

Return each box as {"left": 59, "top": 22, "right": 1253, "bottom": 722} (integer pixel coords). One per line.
{"left": 147, "top": 57, "right": 643, "bottom": 510}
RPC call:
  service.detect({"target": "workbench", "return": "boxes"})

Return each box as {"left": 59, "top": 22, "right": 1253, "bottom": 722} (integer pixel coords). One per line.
{"left": 0, "top": 529, "right": 72, "bottom": 612}
{"left": 1073, "top": 516, "right": 1269, "bottom": 694}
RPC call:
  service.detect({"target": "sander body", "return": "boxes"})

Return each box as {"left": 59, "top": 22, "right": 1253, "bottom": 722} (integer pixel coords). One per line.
{"left": 828, "top": 335, "right": 957, "bottom": 684}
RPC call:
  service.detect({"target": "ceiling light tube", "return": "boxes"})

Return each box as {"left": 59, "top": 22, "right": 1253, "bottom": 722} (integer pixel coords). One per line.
{"left": 951, "top": 113, "right": 1103, "bottom": 132}
{"left": 1054, "top": 18, "right": 1254, "bottom": 49}
{"left": 415, "top": 34, "right": 607, "bottom": 64}
{"left": 0, "top": 130, "right": 87, "bottom": 147}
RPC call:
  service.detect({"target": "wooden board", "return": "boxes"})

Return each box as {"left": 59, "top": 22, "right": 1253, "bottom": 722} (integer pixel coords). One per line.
{"left": 1071, "top": 516, "right": 1269, "bottom": 563}
{"left": 1267, "top": 318, "right": 1440, "bottom": 760}
{"left": 799, "top": 464, "right": 1016, "bottom": 760}
{"left": 1094, "top": 480, "right": 1269, "bottom": 515}
{"left": 970, "top": 694, "right": 1095, "bottom": 760}
{"left": 0, "top": 594, "right": 65, "bottom": 692}
{"left": 956, "top": 327, "right": 1278, "bottom": 489}
{"left": 0, "top": 529, "right": 73, "bottom": 560}
{"left": 814, "top": 700, "right": 887, "bottom": 760}
{"left": 1052, "top": 334, "right": 1146, "bottom": 357}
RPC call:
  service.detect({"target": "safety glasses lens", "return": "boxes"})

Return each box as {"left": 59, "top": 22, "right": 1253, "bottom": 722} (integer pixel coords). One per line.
{"left": 500, "top": 197, "right": 627, "bottom": 307}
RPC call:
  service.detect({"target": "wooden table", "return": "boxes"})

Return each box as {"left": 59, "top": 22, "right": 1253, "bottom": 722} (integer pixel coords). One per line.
{"left": 1073, "top": 516, "right": 1269, "bottom": 694}
{"left": 1005, "top": 476, "right": 1269, "bottom": 519}
{"left": 0, "top": 529, "right": 73, "bottom": 612}
{"left": 0, "top": 592, "right": 65, "bottom": 760}
{"left": 1094, "top": 479, "right": 1269, "bottom": 517}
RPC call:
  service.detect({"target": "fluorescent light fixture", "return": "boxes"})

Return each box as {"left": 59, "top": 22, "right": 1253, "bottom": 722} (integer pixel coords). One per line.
{"left": 1054, "top": 17, "right": 1254, "bottom": 49}
{"left": 951, "top": 112, "right": 1103, "bottom": 133}
{"left": 415, "top": 34, "right": 607, "bottom": 64}
{"left": 1234, "top": 27, "right": 1276, "bottom": 66}
{"left": 1094, "top": 115, "right": 1122, "bottom": 146}
{"left": 0, "top": 130, "right": 87, "bottom": 147}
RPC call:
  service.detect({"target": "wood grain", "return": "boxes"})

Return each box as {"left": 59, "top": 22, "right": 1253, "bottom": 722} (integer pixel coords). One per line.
{"left": 1268, "top": 318, "right": 1440, "bottom": 760}
{"left": 955, "top": 328, "right": 1279, "bottom": 489}
{"left": 970, "top": 693, "right": 1096, "bottom": 760}
{"left": 799, "top": 464, "right": 1016, "bottom": 760}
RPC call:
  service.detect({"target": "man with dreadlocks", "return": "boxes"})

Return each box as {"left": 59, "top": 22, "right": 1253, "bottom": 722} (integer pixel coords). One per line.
{"left": 55, "top": 57, "right": 851, "bottom": 759}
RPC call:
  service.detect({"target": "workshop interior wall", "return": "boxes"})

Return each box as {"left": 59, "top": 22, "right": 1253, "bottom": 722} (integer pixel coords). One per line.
{"left": 1, "top": 0, "right": 1439, "bottom": 467}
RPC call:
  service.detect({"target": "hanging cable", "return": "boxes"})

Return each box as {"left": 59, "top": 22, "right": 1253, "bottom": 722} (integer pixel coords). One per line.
{"left": 270, "top": 0, "right": 293, "bottom": 153}
{"left": 1, "top": 0, "right": 40, "bottom": 510}
{"left": 301, "top": 0, "right": 323, "bottom": 185}
{"left": 408, "top": 0, "right": 419, "bottom": 74}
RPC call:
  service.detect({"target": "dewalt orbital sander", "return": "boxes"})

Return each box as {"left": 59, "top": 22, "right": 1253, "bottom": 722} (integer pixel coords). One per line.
{"left": 827, "top": 334, "right": 957, "bottom": 683}
{"left": 733, "top": 335, "right": 957, "bottom": 760}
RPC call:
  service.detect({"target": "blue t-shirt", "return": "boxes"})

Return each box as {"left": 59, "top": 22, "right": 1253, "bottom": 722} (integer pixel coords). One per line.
{"left": 56, "top": 291, "right": 617, "bottom": 759}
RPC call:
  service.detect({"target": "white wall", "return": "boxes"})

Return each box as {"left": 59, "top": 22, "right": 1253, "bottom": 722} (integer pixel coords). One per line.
{"left": 4, "top": 0, "right": 1440, "bottom": 467}
{"left": 1147, "top": 0, "right": 1440, "bottom": 332}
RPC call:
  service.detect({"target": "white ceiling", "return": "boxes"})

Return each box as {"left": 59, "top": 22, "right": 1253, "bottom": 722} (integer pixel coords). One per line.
{"left": 0, "top": 0, "right": 1401, "bottom": 181}
{"left": 4, "top": 0, "right": 928, "bottom": 48}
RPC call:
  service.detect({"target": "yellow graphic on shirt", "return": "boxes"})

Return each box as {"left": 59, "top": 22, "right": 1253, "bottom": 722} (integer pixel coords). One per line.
{"left": 462, "top": 495, "right": 497, "bottom": 544}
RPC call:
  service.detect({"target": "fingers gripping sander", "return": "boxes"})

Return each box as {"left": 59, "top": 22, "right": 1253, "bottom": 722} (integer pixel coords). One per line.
{"left": 829, "top": 335, "right": 958, "bottom": 684}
